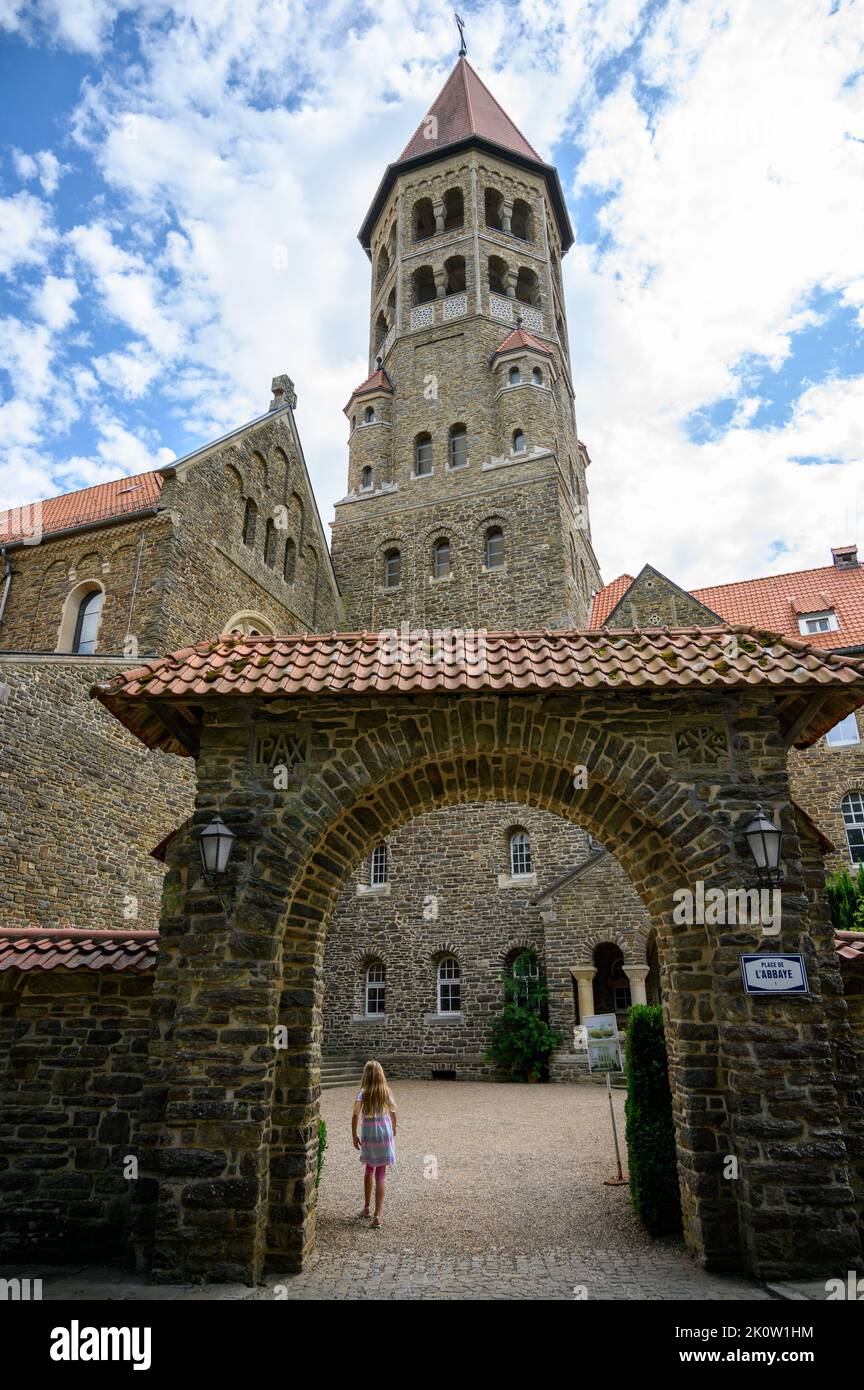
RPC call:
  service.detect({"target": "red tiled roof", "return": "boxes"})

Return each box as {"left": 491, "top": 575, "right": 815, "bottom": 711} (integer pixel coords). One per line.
{"left": 92, "top": 626, "right": 864, "bottom": 757}
{"left": 493, "top": 326, "right": 553, "bottom": 358}
{"left": 0, "top": 927, "right": 158, "bottom": 973}
{"left": 592, "top": 561, "right": 864, "bottom": 651}
{"left": 835, "top": 930, "right": 864, "bottom": 965}
{"left": 693, "top": 563, "right": 864, "bottom": 651}
{"left": 343, "top": 369, "right": 393, "bottom": 416}
{"left": 591, "top": 574, "right": 635, "bottom": 627}
{"left": 0, "top": 471, "right": 164, "bottom": 544}
{"left": 398, "top": 57, "right": 542, "bottom": 164}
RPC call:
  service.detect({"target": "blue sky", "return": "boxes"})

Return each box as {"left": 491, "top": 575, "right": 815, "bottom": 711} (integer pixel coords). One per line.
{"left": 1, "top": 0, "right": 863, "bottom": 588}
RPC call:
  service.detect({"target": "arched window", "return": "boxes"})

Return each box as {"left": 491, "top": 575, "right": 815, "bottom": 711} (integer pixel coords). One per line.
{"left": 412, "top": 264, "right": 437, "bottom": 305}
{"left": 443, "top": 187, "right": 464, "bottom": 230}
{"left": 243, "top": 497, "right": 257, "bottom": 548}
{"left": 384, "top": 548, "right": 401, "bottom": 589}
{"left": 842, "top": 792, "right": 864, "bottom": 863}
{"left": 284, "top": 538, "right": 297, "bottom": 583}
{"left": 376, "top": 247, "right": 389, "bottom": 288}
{"left": 512, "top": 429, "right": 525, "bottom": 454}
{"left": 484, "top": 187, "right": 504, "bottom": 231}
{"left": 371, "top": 842, "right": 388, "bottom": 886}
{"left": 364, "top": 405, "right": 375, "bottom": 423}
{"left": 515, "top": 266, "right": 541, "bottom": 307}
{"left": 449, "top": 424, "right": 468, "bottom": 469}
{"left": 437, "top": 957, "right": 461, "bottom": 1014}
{"left": 444, "top": 255, "right": 466, "bottom": 295}
{"left": 264, "top": 518, "right": 277, "bottom": 568}
{"left": 71, "top": 588, "right": 104, "bottom": 654}
{"left": 484, "top": 526, "right": 504, "bottom": 569}
{"left": 360, "top": 466, "right": 373, "bottom": 491}
{"left": 510, "top": 829, "right": 533, "bottom": 877}
{"left": 532, "top": 366, "right": 543, "bottom": 385}
{"left": 579, "top": 559, "right": 587, "bottom": 597}
{"left": 433, "top": 538, "right": 451, "bottom": 579}
{"left": 510, "top": 950, "right": 540, "bottom": 1009}
{"left": 223, "top": 610, "right": 276, "bottom": 637}
{"left": 374, "top": 311, "right": 388, "bottom": 352}
{"left": 511, "top": 198, "right": 533, "bottom": 241}
{"left": 414, "top": 432, "right": 433, "bottom": 476}
{"left": 365, "top": 961, "right": 386, "bottom": 1016}
{"left": 508, "top": 365, "right": 521, "bottom": 385}
{"left": 488, "top": 254, "right": 508, "bottom": 295}
{"left": 386, "top": 285, "right": 396, "bottom": 322}
{"left": 413, "top": 197, "right": 435, "bottom": 241}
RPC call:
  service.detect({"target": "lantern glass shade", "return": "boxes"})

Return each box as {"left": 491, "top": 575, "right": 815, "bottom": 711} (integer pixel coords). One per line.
{"left": 744, "top": 806, "right": 783, "bottom": 880}
{"left": 198, "top": 815, "right": 235, "bottom": 877}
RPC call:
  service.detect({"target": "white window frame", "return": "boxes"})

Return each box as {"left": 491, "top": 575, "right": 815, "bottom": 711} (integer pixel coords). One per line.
{"left": 370, "top": 843, "right": 388, "bottom": 886}
{"left": 826, "top": 714, "right": 860, "bottom": 748}
{"left": 437, "top": 956, "right": 461, "bottom": 1014}
{"left": 365, "top": 962, "right": 386, "bottom": 1016}
{"left": 509, "top": 830, "right": 533, "bottom": 877}
{"left": 797, "top": 609, "right": 838, "bottom": 636}
{"left": 842, "top": 791, "right": 864, "bottom": 864}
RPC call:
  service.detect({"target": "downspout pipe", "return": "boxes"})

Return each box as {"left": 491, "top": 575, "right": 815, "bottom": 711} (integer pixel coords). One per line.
{"left": 0, "top": 548, "right": 12, "bottom": 629}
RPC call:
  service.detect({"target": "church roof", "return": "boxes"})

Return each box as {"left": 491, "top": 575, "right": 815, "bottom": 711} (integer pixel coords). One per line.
{"left": 592, "top": 557, "right": 864, "bottom": 651}
{"left": 0, "top": 470, "right": 163, "bottom": 545}
{"left": 398, "top": 57, "right": 542, "bottom": 164}
{"left": 493, "top": 326, "right": 553, "bottom": 358}
{"left": 359, "top": 58, "right": 574, "bottom": 254}
{"left": 93, "top": 626, "right": 864, "bottom": 757}
{"left": 343, "top": 368, "right": 393, "bottom": 416}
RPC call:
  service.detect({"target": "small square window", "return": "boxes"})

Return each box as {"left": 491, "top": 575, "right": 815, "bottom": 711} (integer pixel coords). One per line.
{"left": 798, "top": 610, "right": 838, "bottom": 636}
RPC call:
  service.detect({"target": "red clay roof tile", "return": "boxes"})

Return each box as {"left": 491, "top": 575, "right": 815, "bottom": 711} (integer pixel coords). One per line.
{"left": 493, "top": 326, "right": 553, "bottom": 358}
{"left": 0, "top": 927, "right": 158, "bottom": 972}
{"left": 0, "top": 471, "right": 163, "bottom": 544}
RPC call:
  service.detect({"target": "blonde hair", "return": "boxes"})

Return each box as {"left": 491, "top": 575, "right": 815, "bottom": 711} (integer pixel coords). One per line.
{"left": 360, "top": 1059, "right": 391, "bottom": 1117}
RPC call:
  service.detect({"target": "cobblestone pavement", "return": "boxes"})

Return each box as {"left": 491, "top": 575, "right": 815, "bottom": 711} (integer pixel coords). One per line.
{"left": 12, "top": 1084, "right": 781, "bottom": 1300}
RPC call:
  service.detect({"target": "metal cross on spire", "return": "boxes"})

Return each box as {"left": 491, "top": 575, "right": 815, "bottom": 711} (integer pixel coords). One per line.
{"left": 455, "top": 12, "right": 467, "bottom": 57}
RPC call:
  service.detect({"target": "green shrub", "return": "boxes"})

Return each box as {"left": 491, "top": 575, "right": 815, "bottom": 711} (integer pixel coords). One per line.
{"left": 316, "top": 1117, "right": 327, "bottom": 1187}
{"left": 826, "top": 866, "right": 864, "bottom": 933}
{"left": 484, "top": 973, "right": 562, "bottom": 1080}
{"left": 624, "top": 1005, "right": 682, "bottom": 1237}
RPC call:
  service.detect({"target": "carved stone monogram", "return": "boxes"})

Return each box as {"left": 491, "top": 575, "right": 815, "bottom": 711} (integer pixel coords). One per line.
{"left": 675, "top": 724, "right": 730, "bottom": 767}
{"left": 254, "top": 726, "right": 309, "bottom": 773}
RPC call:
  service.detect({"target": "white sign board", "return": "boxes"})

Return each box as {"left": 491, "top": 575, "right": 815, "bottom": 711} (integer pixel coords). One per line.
{"left": 740, "top": 954, "right": 809, "bottom": 995}
{"left": 584, "top": 1014, "right": 623, "bottom": 1072}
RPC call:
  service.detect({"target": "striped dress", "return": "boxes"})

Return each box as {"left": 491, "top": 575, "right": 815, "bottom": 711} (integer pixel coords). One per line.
{"left": 357, "top": 1089, "right": 396, "bottom": 1167}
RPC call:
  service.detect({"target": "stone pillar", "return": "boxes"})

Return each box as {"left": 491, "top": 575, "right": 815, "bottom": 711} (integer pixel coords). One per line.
{"left": 501, "top": 200, "right": 513, "bottom": 234}
{"left": 433, "top": 201, "right": 445, "bottom": 235}
{"left": 434, "top": 267, "right": 447, "bottom": 299}
{"left": 505, "top": 267, "right": 518, "bottom": 299}
{"left": 623, "top": 965, "right": 649, "bottom": 1006}
{"left": 570, "top": 967, "right": 596, "bottom": 1025}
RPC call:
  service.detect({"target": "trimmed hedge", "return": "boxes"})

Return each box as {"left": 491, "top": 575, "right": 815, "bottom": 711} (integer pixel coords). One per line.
{"left": 624, "top": 1005, "right": 682, "bottom": 1237}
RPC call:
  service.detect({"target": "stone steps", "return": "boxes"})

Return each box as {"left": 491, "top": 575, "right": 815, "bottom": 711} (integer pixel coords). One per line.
{"left": 320, "top": 1055, "right": 363, "bottom": 1090}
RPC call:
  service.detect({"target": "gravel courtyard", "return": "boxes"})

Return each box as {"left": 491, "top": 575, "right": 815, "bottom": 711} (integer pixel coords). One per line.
{"left": 318, "top": 1079, "right": 649, "bottom": 1256}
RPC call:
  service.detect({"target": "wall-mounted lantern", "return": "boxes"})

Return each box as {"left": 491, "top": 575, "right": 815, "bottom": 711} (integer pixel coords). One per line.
{"left": 743, "top": 805, "right": 783, "bottom": 886}
{"left": 198, "top": 815, "right": 235, "bottom": 881}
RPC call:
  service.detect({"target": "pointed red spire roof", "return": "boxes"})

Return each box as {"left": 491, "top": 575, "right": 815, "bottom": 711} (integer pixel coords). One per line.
{"left": 359, "top": 58, "right": 574, "bottom": 255}
{"left": 342, "top": 368, "right": 393, "bottom": 416}
{"left": 493, "top": 326, "right": 553, "bottom": 358}
{"left": 398, "top": 58, "right": 542, "bottom": 164}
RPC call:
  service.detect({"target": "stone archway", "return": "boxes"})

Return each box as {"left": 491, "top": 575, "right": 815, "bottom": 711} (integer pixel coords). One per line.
{"left": 94, "top": 628, "right": 864, "bottom": 1285}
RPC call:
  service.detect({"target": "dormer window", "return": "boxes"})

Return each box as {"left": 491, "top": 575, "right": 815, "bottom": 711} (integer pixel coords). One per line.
{"left": 360, "top": 466, "right": 373, "bottom": 491}
{"left": 798, "top": 610, "right": 838, "bottom": 636}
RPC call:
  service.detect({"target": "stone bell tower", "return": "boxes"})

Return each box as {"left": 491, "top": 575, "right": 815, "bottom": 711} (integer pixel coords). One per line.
{"left": 330, "top": 55, "right": 602, "bottom": 632}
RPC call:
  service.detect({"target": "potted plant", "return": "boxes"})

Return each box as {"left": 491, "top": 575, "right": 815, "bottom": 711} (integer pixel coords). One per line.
{"left": 484, "top": 971, "right": 563, "bottom": 1082}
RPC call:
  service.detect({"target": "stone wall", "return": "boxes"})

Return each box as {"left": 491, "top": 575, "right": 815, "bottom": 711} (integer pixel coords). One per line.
{"left": 0, "top": 966, "right": 153, "bottom": 1263}
{"left": 0, "top": 657, "right": 194, "bottom": 932}
{"left": 789, "top": 706, "right": 864, "bottom": 875}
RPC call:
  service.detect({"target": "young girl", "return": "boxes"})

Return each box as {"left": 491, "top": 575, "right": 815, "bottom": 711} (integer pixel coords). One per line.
{"left": 352, "top": 1059, "right": 397, "bottom": 1228}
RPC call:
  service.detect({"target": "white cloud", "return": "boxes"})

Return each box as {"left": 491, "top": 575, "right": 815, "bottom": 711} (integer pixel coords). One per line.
{"left": 58, "top": 407, "right": 175, "bottom": 488}
{"left": 0, "top": 191, "right": 55, "bottom": 276}
{"left": 12, "top": 147, "right": 69, "bottom": 195}
{"left": 31, "top": 274, "right": 79, "bottom": 330}
{"left": 93, "top": 341, "right": 161, "bottom": 397}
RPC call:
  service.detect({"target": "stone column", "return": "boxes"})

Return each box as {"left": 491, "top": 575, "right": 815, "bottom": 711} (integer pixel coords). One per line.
{"left": 501, "top": 200, "right": 513, "bottom": 234}
{"left": 434, "top": 267, "right": 447, "bottom": 299}
{"left": 570, "top": 967, "right": 596, "bottom": 1025}
{"left": 623, "top": 965, "right": 649, "bottom": 1006}
{"left": 433, "top": 201, "right": 445, "bottom": 235}
{"left": 505, "top": 267, "right": 518, "bottom": 299}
